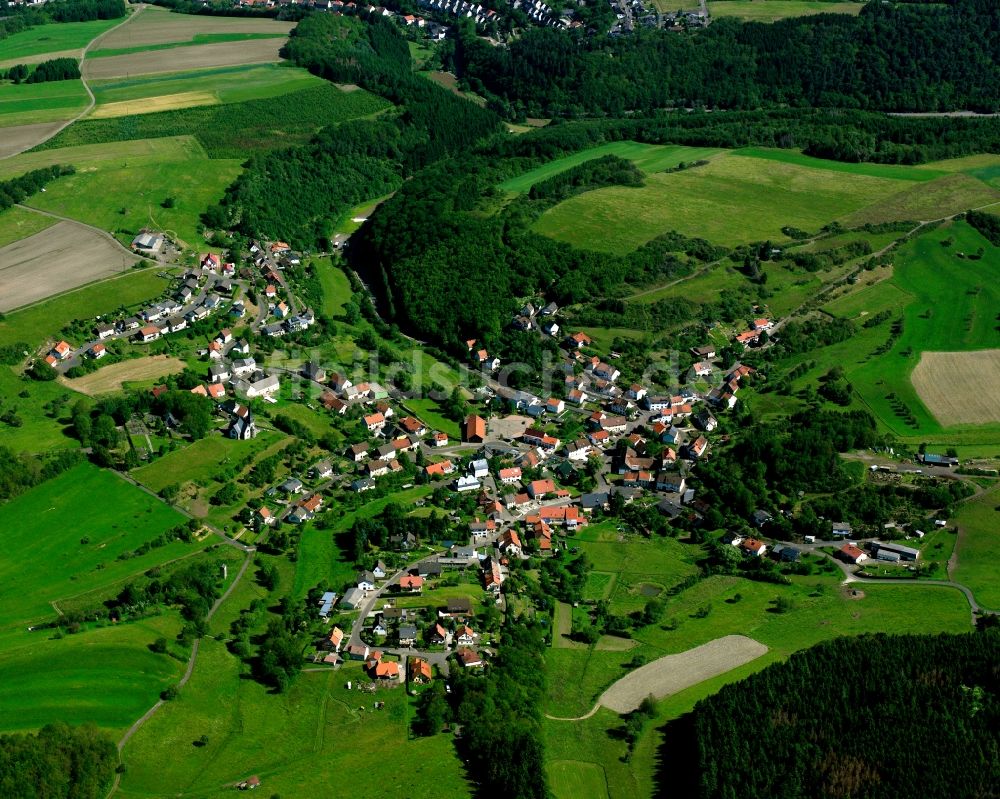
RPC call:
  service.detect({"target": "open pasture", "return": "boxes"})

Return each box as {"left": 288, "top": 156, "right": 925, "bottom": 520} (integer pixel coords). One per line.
{"left": 707, "top": 1, "right": 863, "bottom": 22}
{"left": 0, "top": 219, "right": 139, "bottom": 312}
{"left": 0, "top": 17, "right": 122, "bottom": 62}
{"left": 501, "top": 142, "right": 723, "bottom": 193}
{"left": 842, "top": 173, "right": 1000, "bottom": 227}
{"left": 0, "top": 463, "right": 190, "bottom": 631}
{"left": 84, "top": 38, "right": 288, "bottom": 80}
{"left": 16, "top": 138, "right": 241, "bottom": 249}
{"left": 533, "top": 151, "right": 909, "bottom": 251}
{"left": 843, "top": 221, "right": 1000, "bottom": 438}
{"left": 118, "top": 648, "right": 470, "bottom": 798}
{"left": 0, "top": 79, "right": 89, "bottom": 128}
{"left": 61, "top": 355, "right": 187, "bottom": 396}
{"left": 94, "top": 5, "right": 295, "bottom": 50}
{"left": 910, "top": 350, "right": 1000, "bottom": 427}
{"left": 952, "top": 485, "right": 1000, "bottom": 611}
{"left": 89, "top": 62, "right": 324, "bottom": 117}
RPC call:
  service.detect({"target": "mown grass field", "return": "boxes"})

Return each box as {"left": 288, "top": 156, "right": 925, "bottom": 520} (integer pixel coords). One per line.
{"left": 38, "top": 83, "right": 390, "bottom": 158}
{"left": 89, "top": 31, "right": 287, "bottom": 59}
{"left": 316, "top": 258, "right": 354, "bottom": 317}
{"left": 501, "top": 142, "right": 723, "bottom": 193}
{"left": 707, "top": 0, "right": 864, "bottom": 22}
{"left": 10, "top": 135, "right": 241, "bottom": 249}
{"left": 89, "top": 63, "right": 325, "bottom": 117}
{"left": 952, "top": 485, "right": 1000, "bottom": 610}
{"left": 0, "top": 17, "right": 122, "bottom": 61}
{"left": 93, "top": 5, "right": 294, "bottom": 50}
{"left": 0, "top": 79, "right": 89, "bottom": 128}
{"left": 118, "top": 646, "right": 471, "bottom": 799}
{"left": 405, "top": 397, "right": 462, "bottom": 440}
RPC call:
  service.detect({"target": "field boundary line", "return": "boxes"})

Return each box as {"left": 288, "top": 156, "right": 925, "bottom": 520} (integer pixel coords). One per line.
{"left": 1, "top": 4, "right": 149, "bottom": 161}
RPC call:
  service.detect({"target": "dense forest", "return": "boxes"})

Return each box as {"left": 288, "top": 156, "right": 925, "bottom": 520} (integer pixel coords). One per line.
{"left": 665, "top": 631, "right": 1000, "bottom": 799}
{"left": 2, "top": 58, "right": 81, "bottom": 85}
{"left": 208, "top": 14, "right": 501, "bottom": 246}
{"left": 452, "top": 0, "right": 1000, "bottom": 117}
{"left": 0, "top": 722, "right": 117, "bottom": 799}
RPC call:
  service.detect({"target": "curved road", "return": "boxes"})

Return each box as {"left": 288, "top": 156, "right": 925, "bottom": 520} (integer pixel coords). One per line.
{"left": 2, "top": 5, "right": 148, "bottom": 161}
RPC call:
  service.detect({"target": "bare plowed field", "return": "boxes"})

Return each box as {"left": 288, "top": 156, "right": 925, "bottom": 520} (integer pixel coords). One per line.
{"left": 95, "top": 8, "right": 294, "bottom": 49}
{"left": 598, "top": 635, "right": 768, "bottom": 713}
{"left": 911, "top": 350, "right": 1000, "bottom": 425}
{"left": 62, "top": 355, "right": 186, "bottom": 395}
{"left": 84, "top": 39, "right": 285, "bottom": 80}
{"left": 0, "top": 122, "right": 66, "bottom": 158}
{"left": 0, "top": 220, "right": 138, "bottom": 312}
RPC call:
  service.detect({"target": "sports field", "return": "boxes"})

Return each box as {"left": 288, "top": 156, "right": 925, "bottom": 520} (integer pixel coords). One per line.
{"left": 0, "top": 218, "right": 139, "bottom": 312}
{"left": 89, "top": 63, "right": 325, "bottom": 117}
{"left": 708, "top": 0, "right": 864, "bottom": 22}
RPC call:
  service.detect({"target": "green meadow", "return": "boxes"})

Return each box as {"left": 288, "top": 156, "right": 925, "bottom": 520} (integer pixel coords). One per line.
{"left": 11, "top": 136, "right": 241, "bottom": 249}
{"left": 0, "top": 17, "right": 122, "bottom": 61}
{"left": 118, "top": 645, "right": 471, "bottom": 798}
{"left": 500, "top": 142, "right": 723, "bottom": 193}
{"left": 315, "top": 259, "right": 354, "bottom": 318}
{"left": 0, "top": 79, "right": 89, "bottom": 127}
{"left": 952, "top": 485, "right": 1000, "bottom": 611}
{"left": 831, "top": 221, "right": 1000, "bottom": 442}
{"left": 0, "top": 366, "right": 78, "bottom": 453}
{"left": 534, "top": 151, "right": 906, "bottom": 250}
{"left": 0, "top": 463, "right": 207, "bottom": 733}
{"left": 89, "top": 62, "right": 324, "bottom": 109}
{"left": 532, "top": 147, "right": 1000, "bottom": 252}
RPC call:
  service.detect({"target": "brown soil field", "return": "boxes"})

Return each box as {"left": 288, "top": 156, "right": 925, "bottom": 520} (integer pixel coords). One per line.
{"left": 62, "top": 355, "right": 186, "bottom": 395}
{"left": 95, "top": 7, "right": 294, "bottom": 49}
{"left": 0, "top": 219, "right": 138, "bottom": 312}
{"left": 598, "top": 635, "right": 768, "bottom": 713}
{"left": 0, "top": 122, "right": 66, "bottom": 159}
{"left": 911, "top": 350, "right": 1000, "bottom": 426}
{"left": 84, "top": 39, "right": 286, "bottom": 80}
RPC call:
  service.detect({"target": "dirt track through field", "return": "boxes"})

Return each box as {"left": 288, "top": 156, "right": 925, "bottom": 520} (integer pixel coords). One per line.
{"left": 61, "top": 355, "right": 186, "bottom": 395}
{"left": 911, "top": 350, "right": 1000, "bottom": 425}
{"left": 83, "top": 39, "right": 286, "bottom": 79}
{"left": 0, "top": 219, "right": 138, "bottom": 312}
